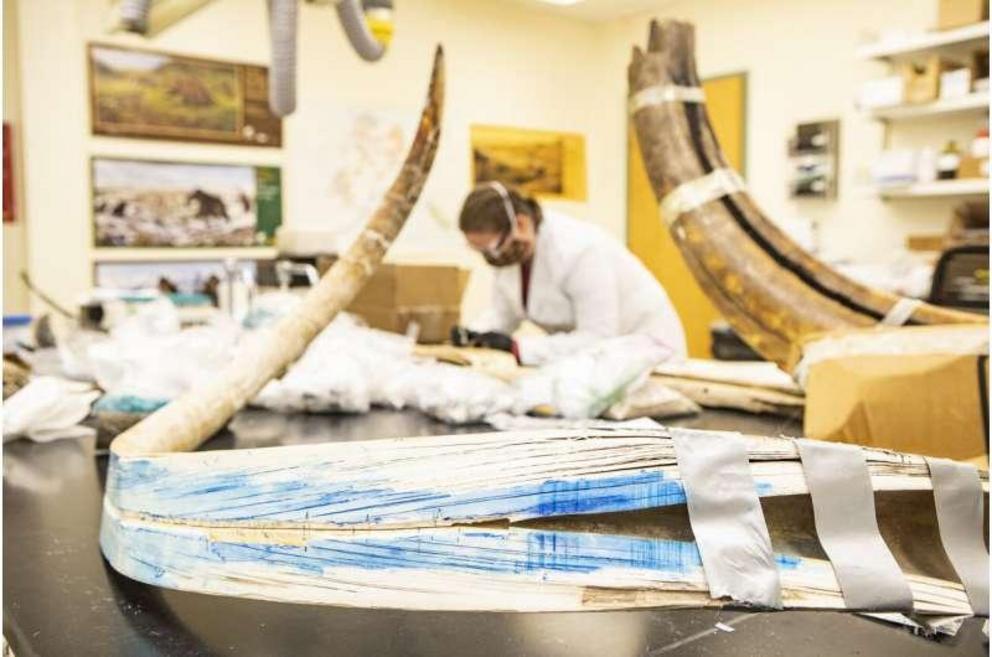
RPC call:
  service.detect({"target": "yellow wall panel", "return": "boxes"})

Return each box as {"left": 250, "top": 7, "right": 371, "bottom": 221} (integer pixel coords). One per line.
{"left": 627, "top": 73, "right": 747, "bottom": 358}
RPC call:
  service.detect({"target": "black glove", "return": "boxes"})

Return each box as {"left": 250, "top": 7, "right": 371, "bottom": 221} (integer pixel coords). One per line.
{"left": 470, "top": 331, "right": 514, "bottom": 352}
{"left": 449, "top": 326, "right": 514, "bottom": 352}
{"left": 450, "top": 325, "right": 477, "bottom": 347}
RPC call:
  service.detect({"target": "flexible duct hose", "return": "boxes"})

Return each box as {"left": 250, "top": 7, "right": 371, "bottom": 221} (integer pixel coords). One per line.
{"left": 119, "top": 0, "right": 153, "bottom": 34}
{"left": 336, "top": 0, "right": 389, "bottom": 62}
{"left": 267, "top": 0, "right": 298, "bottom": 117}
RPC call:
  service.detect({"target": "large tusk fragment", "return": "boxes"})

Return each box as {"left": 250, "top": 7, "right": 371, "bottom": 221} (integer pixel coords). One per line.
{"left": 109, "top": 46, "right": 444, "bottom": 458}
{"left": 629, "top": 20, "right": 983, "bottom": 367}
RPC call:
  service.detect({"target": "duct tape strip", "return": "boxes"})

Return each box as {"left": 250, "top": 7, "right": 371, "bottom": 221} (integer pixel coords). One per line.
{"left": 795, "top": 439, "right": 914, "bottom": 611}
{"left": 628, "top": 84, "right": 705, "bottom": 114}
{"left": 671, "top": 428, "right": 782, "bottom": 608}
{"left": 926, "top": 457, "right": 989, "bottom": 617}
{"left": 660, "top": 168, "right": 746, "bottom": 226}
{"left": 880, "top": 297, "right": 923, "bottom": 326}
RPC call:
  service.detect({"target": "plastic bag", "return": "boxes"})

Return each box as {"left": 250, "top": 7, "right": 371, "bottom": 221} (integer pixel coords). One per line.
{"left": 602, "top": 375, "right": 700, "bottom": 420}
{"left": 378, "top": 360, "right": 515, "bottom": 424}
{"left": 253, "top": 315, "right": 414, "bottom": 414}
{"left": 88, "top": 299, "right": 241, "bottom": 402}
{"left": 3, "top": 376, "right": 100, "bottom": 443}
{"left": 513, "top": 334, "right": 673, "bottom": 419}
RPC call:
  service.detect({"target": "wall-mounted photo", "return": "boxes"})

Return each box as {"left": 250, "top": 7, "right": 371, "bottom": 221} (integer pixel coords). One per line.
{"left": 470, "top": 125, "right": 586, "bottom": 201}
{"left": 787, "top": 120, "right": 840, "bottom": 199}
{"left": 88, "top": 44, "right": 282, "bottom": 147}
{"left": 92, "top": 158, "right": 282, "bottom": 248}
{"left": 93, "top": 260, "right": 258, "bottom": 299}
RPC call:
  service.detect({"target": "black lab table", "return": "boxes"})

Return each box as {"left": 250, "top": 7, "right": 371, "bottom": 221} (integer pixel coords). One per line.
{"left": 4, "top": 408, "right": 987, "bottom": 657}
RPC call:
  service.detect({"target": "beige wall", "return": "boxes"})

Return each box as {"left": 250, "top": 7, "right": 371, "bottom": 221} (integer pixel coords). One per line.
{"left": 4, "top": 0, "right": 29, "bottom": 313}
{"left": 10, "top": 0, "right": 618, "bottom": 318}
{"left": 606, "top": 0, "right": 983, "bottom": 261}
{"left": 7, "top": 0, "right": 981, "bottom": 317}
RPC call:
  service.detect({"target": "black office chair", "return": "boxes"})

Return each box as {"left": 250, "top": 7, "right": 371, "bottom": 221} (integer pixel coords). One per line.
{"left": 927, "top": 244, "right": 989, "bottom": 314}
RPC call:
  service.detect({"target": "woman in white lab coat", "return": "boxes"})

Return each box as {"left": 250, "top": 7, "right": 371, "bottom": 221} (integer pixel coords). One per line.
{"left": 452, "top": 181, "right": 687, "bottom": 366}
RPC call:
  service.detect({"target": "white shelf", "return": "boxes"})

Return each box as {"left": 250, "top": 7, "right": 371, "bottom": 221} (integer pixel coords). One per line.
{"left": 878, "top": 178, "right": 989, "bottom": 198}
{"left": 868, "top": 91, "right": 989, "bottom": 120}
{"left": 858, "top": 21, "right": 990, "bottom": 60}
{"left": 91, "top": 246, "right": 278, "bottom": 262}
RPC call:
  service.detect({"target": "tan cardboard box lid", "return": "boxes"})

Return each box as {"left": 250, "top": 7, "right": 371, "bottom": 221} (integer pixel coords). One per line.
{"left": 350, "top": 305, "right": 462, "bottom": 344}
{"left": 795, "top": 324, "right": 989, "bottom": 461}
{"left": 350, "top": 264, "right": 470, "bottom": 308}
{"left": 938, "top": 0, "right": 989, "bottom": 30}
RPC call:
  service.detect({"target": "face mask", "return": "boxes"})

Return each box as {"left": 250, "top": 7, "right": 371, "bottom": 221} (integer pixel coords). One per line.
{"left": 483, "top": 239, "right": 529, "bottom": 267}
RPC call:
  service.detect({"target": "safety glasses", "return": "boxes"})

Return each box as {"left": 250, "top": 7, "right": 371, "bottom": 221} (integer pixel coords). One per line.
{"left": 466, "top": 181, "right": 519, "bottom": 258}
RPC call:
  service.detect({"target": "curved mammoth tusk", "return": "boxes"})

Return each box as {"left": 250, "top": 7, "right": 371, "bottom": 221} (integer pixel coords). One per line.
{"left": 109, "top": 45, "right": 444, "bottom": 459}
{"left": 336, "top": 0, "right": 388, "bottom": 62}
{"left": 267, "top": 0, "right": 299, "bottom": 117}
{"left": 628, "top": 20, "right": 983, "bottom": 368}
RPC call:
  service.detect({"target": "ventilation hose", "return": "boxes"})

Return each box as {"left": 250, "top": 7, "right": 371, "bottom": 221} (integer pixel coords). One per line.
{"left": 267, "top": 0, "right": 298, "bottom": 117}
{"left": 119, "top": 0, "right": 153, "bottom": 34}
{"left": 336, "top": 0, "right": 392, "bottom": 62}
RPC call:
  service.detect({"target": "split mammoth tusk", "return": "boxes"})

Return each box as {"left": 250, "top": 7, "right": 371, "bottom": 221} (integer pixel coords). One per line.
{"left": 628, "top": 20, "right": 983, "bottom": 368}
{"left": 109, "top": 45, "right": 444, "bottom": 458}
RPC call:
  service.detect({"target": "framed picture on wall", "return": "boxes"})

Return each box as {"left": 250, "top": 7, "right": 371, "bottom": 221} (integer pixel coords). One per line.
{"left": 93, "top": 259, "right": 259, "bottom": 299}
{"left": 88, "top": 44, "right": 282, "bottom": 147}
{"left": 787, "top": 120, "right": 839, "bottom": 199}
{"left": 470, "top": 125, "right": 587, "bottom": 201}
{"left": 91, "top": 157, "right": 282, "bottom": 248}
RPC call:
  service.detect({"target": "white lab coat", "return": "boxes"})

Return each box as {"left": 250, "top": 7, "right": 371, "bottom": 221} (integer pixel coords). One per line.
{"left": 470, "top": 210, "right": 688, "bottom": 366}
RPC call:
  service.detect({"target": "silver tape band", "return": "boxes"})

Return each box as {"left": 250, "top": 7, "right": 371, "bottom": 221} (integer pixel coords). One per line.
{"left": 628, "top": 84, "right": 705, "bottom": 114}
{"left": 926, "top": 457, "right": 989, "bottom": 617}
{"left": 796, "top": 439, "right": 914, "bottom": 611}
{"left": 671, "top": 428, "right": 782, "bottom": 608}
{"left": 660, "top": 168, "right": 746, "bottom": 225}
{"left": 880, "top": 297, "right": 923, "bottom": 326}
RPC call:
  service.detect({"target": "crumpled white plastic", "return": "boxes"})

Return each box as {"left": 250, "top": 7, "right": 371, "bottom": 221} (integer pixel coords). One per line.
{"left": 2, "top": 376, "right": 101, "bottom": 442}
{"left": 254, "top": 315, "right": 414, "bottom": 414}
{"left": 513, "top": 334, "right": 673, "bottom": 419}
{"left": 377, "top": 361, "right": 516, "bottom": 424}
{"left": 252, "top": 315, "right": 516, "bottom": 424}
{"left": 87, "top": 300, "right": 241, "bottom": 402}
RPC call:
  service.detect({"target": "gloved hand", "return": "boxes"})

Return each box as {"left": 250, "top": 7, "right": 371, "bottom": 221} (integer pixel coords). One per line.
{"left": 471, "top": 331, "right": 514, "bottom": 352}
{"left": 449, "top": 326, "right": 514, "bottom": 353}
{"left": 450, "top": 325, "right": 476, "bottom": 347}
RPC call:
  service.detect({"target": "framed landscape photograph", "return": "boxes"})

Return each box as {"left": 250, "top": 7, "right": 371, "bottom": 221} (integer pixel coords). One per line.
{"left": 93, "top": 260, "right": 258, "bottom": 298}
{"left": 470, "top": 125, "right": 586, "bottom": 201}
{"left": 88, "top": 44, "right": 282, "bottom": 147}
{"left": 91, "top": 157, "right": 282, "bottom": 248}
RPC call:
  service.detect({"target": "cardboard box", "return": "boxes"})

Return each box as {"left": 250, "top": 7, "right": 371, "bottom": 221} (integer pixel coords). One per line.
{"left": 957, "top": 154, "right": 987, "bottom": 178}
{"left": 794, "top": 325, "right": 988, "bottom": 461}
{"left": 900, "top": 56, "right": 958, "bottom": 104}
{"left": 347, "top": 264, "right": 470, "bottom": 344}
{"left": 938, "top": 0, "right": 989, "bottom": 29}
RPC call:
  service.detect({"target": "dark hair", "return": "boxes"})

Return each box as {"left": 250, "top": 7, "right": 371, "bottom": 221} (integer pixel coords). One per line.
{"left": 458, "top": 182, "right": 543, "bottom": 233}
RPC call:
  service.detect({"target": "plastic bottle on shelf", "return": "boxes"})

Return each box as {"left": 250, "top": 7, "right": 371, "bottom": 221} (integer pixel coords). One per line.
{"left": 936, "top": 140, "right": 961, "bottom": 180}
{"left": 916, "top": 147, "right": 937, "bottom": 183}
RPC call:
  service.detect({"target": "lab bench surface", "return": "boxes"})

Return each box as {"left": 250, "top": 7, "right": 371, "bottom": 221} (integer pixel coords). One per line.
{"left": 4, "top": 408, "right": 987, "bottom": 657}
